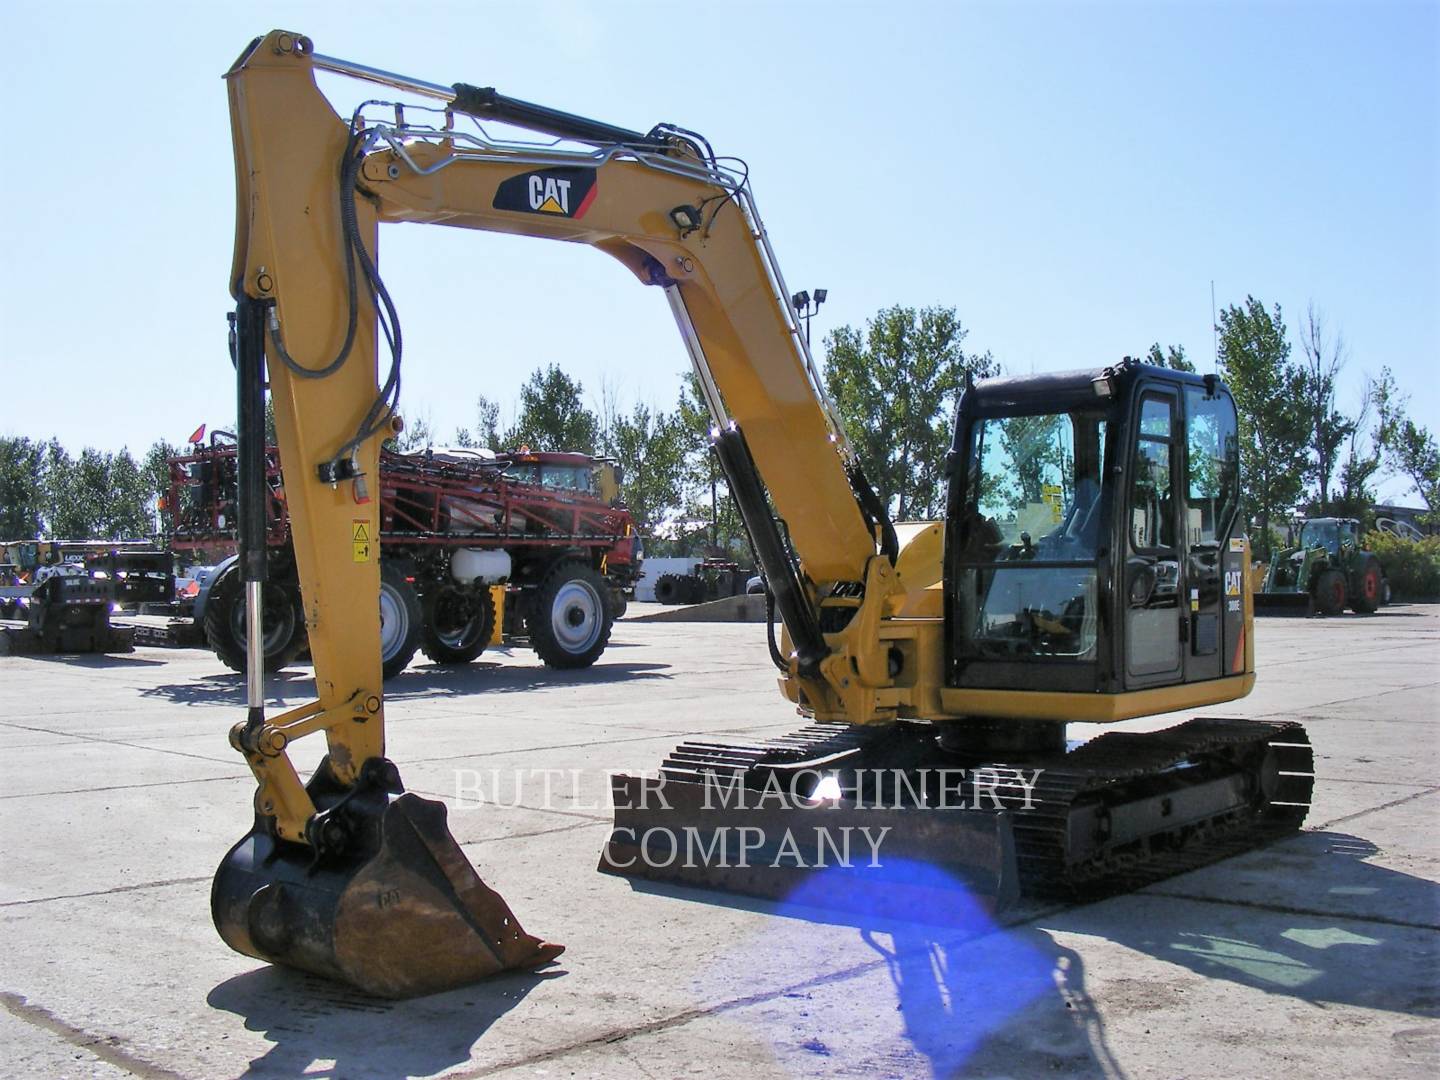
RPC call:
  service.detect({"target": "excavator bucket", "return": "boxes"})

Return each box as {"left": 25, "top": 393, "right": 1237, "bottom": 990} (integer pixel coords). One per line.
{"left": 213, "top": 791, "right": 562, "bottom": 999}
{"left": 599, "top": 724, "right": 1020, "bottom": 923}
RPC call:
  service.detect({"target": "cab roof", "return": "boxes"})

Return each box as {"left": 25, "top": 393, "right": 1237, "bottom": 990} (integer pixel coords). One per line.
{"left": 960, "top": 359, "right": 1221, "bottom": 417}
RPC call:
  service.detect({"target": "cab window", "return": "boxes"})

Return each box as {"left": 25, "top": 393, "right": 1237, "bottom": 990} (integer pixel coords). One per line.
{"left": 963, "top": 410, "right": 1109, "bottom": 562}
{"left": 1183, "top": 386, "right": 1239, "bottom": 546}
{"left": 953, "top": 408, "right": 1110, "bottom": 663}
{"left": 1130, "top": 395, "right": 1175, "bottom": 551}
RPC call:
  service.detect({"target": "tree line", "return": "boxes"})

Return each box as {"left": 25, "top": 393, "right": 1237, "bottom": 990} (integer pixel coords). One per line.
{"left": 0, "top": 437, "right": 178, "bottom": 541}
{"left": 1, "top": 299, "right": 1434, "bottom": 563}
{"left": 1217, "top": 296, "right": 1438, "bottom": 557}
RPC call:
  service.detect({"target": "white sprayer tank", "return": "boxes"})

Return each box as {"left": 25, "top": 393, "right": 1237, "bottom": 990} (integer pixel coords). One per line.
{"left": 450, "top": 549, "right": 512, "bottom": 585}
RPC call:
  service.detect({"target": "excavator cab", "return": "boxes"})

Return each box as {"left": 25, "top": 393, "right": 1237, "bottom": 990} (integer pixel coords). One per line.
{"left": 945, "top": 360, "right": 1251, "bottom": 708}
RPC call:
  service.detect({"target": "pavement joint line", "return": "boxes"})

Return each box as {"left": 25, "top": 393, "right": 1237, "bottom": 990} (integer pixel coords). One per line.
{"left": 1255, "top": 679, "right": 1440, "bottom": 718}
{"left": 1306, "top": 776, "right": 1432, "bottom": 789}
{"left": 1255, "top": 634, "right": 1438, "bottom": 666}
{"left": 0, "top": 721, "right": 94, "bottom": 742}
{"left": 1310, "top": 785, "right": 1440, "bottom": 830}
{"left": 0, "top": 992, "right": 184, "bottom": 1080}
{"left": 460, "top": 818, "right": 607, "bottom": 848}
{"left": 1134, "top": 888, "right": 1440, "bottom": 932}
{"left": 407, "top": 786, "right": 615, "bottom": 825}
{"left": 0, "top": 773, "right": 249, "bottom": 802}
{"left": 0, "top": 720, "right": 239, "bottom": 768}
{"left": 0, "top": 875, "right": 214, "bottom": 909}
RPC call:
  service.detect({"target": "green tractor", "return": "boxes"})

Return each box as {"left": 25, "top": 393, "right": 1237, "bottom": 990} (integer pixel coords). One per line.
{"left": 1257, "top": 517, "right": 1389, "bottom": 615}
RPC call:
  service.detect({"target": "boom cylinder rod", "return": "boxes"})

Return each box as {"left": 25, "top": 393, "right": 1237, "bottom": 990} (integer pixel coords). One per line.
{"left": 310, "top": 50, "right": 663, "bottom": 148}
{"left": 311, "top": 52, "right": 455, "bottom": 100}
{"left": 234, "top": 297, "right": 269, "bottom": 717}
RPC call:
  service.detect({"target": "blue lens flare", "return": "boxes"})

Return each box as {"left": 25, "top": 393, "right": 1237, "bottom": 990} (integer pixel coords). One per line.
{"left": 780, "top": 856, "right": 997, "bottom": 933}
{"left": 765, "top": 859, "right": 1057, "bottom": 1075}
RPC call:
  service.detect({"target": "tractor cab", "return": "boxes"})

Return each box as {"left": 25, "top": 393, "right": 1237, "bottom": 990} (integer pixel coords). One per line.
{"left": 1296, "top": 517, "right": 1361, "bottom": 559}
{"left": 945, "top": 359, "right": 1250, "bottom": 715}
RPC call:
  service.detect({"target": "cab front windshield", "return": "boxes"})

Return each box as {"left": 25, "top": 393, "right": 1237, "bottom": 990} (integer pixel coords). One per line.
{"left": 955, "top": 409, "right": 1110, "bottom": 660}
{"left": 507, "top": 463, "right": 598, "bottom": 495}
{"left": 1298, "top": 520, "right": 1346, "bottom": 555}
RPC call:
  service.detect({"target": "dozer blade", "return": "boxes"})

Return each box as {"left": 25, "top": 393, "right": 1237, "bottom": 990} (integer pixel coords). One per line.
{"left": 1254, "top": 591, "right": 1314, "bottom": 615}
{"left": 213, "top": 792, "right": 562, "bottom": 998}
{"left": 599, "top": 724, "right": 1019, "bottom": 923}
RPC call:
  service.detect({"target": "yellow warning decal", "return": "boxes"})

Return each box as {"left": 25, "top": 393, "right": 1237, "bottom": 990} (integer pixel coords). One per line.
{"left": 352, "top": 519, "right": 372, "bottom": 563}
{"left": 1041, "top": 484, "right": 1064, "bottom": 522}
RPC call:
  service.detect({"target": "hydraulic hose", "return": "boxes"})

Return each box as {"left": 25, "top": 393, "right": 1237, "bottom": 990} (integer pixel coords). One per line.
{"left": 710, "top": 425, "right": 828, "bottom": 679}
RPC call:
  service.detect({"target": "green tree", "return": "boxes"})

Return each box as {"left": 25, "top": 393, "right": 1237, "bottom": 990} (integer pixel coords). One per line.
{"left": 41, "top": 440, "right": 89, "bottom": 538}
{"left": 32, "top": 442, "right": 159, "bottom": 540}
{"left": 102, "top": 449, "right": 152, "bottom": 538}
{"left": 0, "top": 437, "right": 44, "bottom": 538}
{"left": 1330, "top": 379, "right": 1382, "bottom": 522}
{"left": 1217, "top": 296, "right": 1308, "bottom": 558}
{"left": 144, "top": 439, "right": 182, "bottom": 540}
{"left": 1373, "top": 367, "right": 1440, "bottom": 520}
{"left": 600, "top": 402, "right": 687, "bottom": 537}
{"left": 1296, "top": 305, "right": 1356, "bottom": 514}
{"left": 823, "top": 305, "right": 998, "bottom": 520}
{"left": 454, "top": 394, "right": 502, "bottom": 450}
{"left": 74, "top": 449, "right": 114, "bottom": 538}
{"left": 996, "top": 415, "right": 1065, "bottom": 511}
{"left": 671, "top": 374, "right": 749, "bottom": 557}
{"left": 505, "top": 365, "right": 599, "bottom": 453}
{"left": 1146, "top": 342, "right": 1196, "bottom": 373}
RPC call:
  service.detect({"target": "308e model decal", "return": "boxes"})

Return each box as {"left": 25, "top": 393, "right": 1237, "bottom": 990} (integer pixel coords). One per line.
{"left": 493, "top": 167, "right": 598, "bottom": 219}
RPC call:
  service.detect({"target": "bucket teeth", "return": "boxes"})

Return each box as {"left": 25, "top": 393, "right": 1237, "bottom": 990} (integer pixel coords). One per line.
{"left": 214, "top": 792, "right": 561, "bottom": 999}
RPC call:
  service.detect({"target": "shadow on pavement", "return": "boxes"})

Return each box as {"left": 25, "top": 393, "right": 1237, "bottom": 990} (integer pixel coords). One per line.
{"left": 207, "top": 963, "right": 562, "bottom": 1079}
{"left": 624, "top": 829, "right": 1438, "bottom": 1078}
{"left": 136, "top": 660, "right": 672, "bottom": 707}
{"left": 382, "top": 660, "right": 674, "bottom": 699}
{"left": 7, "top": 651, "right": 168, "bottom": 668}
{"left": 1072, "top": 833, "right": 1440, "bottom": 1015}
{"left": 138, "top": 670, "right": 315, "bottom": 707}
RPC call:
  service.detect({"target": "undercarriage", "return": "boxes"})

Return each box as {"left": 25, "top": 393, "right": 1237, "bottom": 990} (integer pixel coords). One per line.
{"left": 602, "top": 717, "right": 1313, "bottom": 916}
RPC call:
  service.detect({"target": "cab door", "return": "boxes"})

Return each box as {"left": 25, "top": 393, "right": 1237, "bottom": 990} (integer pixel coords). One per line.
{"left": 1181, "top": 384, "right": 1241, "bottom": 683}
{"left": 1123, "top": 388, "right": 1184, "bottom": 688}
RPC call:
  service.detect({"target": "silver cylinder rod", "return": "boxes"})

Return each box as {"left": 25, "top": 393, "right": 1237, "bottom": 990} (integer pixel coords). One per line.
{"left": 245, "top": 580, "right": 265, "bottom": 709}
{"left": 311, "top": 52, "right": 456, "bottom": 102}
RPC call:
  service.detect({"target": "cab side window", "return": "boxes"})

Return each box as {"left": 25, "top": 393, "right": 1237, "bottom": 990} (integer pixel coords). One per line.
{"left": 1130, "top": 396, "right": 1174, "bottom": 551}
{"left": 1183, "top": 386, "right": 1239, "bottom": 546}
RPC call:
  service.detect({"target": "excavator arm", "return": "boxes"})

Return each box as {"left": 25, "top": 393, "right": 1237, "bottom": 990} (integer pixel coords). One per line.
{"left": 215, "top": 33, "right": 1308, "bottom": 999}
{"left": 215, "top": 30, "right": 912, "bottom": 997}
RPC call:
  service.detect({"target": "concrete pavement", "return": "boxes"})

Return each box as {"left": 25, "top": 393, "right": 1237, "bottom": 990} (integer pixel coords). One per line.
{"left": 1, "top": 606, "right": 1436, "bottom": 1078}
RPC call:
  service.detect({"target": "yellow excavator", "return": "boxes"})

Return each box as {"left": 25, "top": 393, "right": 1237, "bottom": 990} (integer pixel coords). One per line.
{"left": 215, "top": 31, "right": 1313, "bottom": 998}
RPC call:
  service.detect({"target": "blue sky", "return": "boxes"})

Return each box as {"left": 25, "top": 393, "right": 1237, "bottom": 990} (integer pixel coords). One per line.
{"left": 2, "top": 0, "right": 1436, "bottom": 502}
